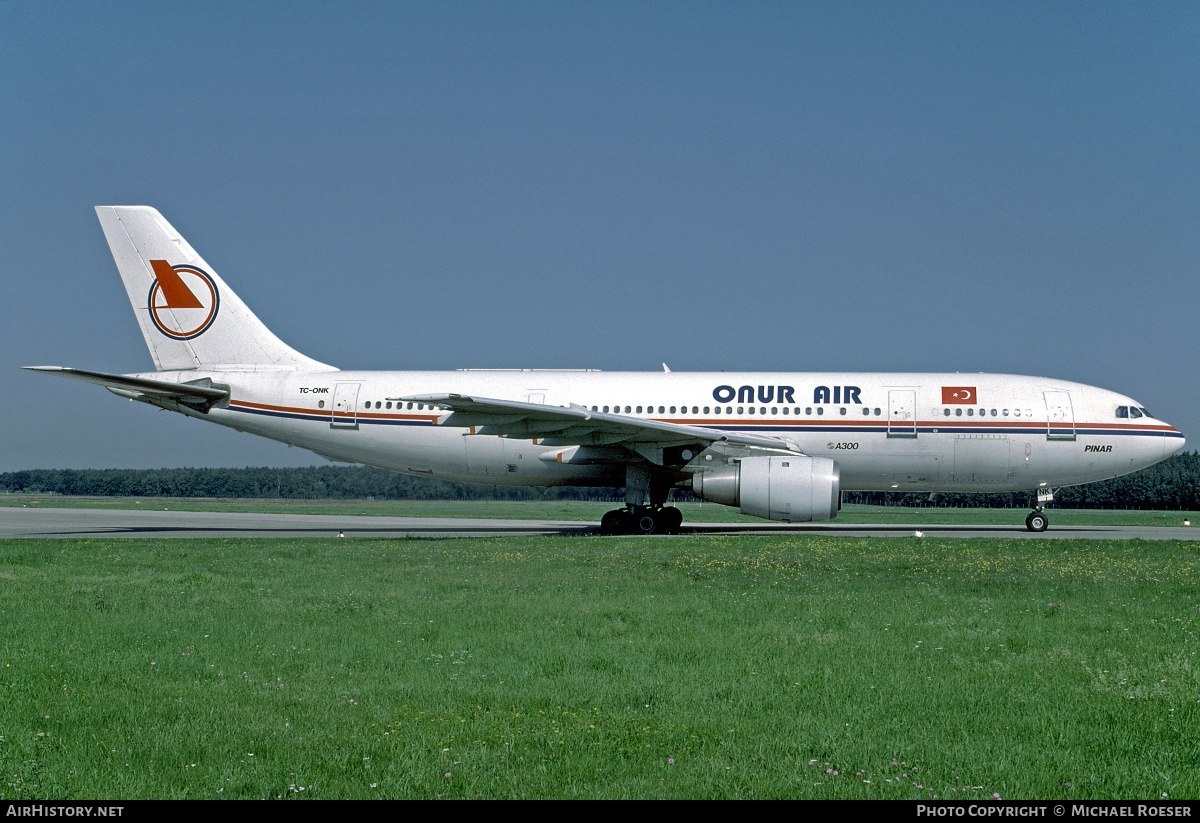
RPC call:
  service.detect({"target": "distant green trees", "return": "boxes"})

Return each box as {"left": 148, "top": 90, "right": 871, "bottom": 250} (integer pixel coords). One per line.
{"left": 2, "top": 452, "right": 1197, "bottom": 509}
{"left": 0, "top": 466, "right": 623, "bottom": 502}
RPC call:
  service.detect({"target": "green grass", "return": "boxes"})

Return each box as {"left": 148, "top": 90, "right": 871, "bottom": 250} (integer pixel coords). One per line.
{"left": 2, "top": 495, "right": 1197, "bottom": 528}
{"left": 2, "top": 534, "right": 1199, "bottom": 798}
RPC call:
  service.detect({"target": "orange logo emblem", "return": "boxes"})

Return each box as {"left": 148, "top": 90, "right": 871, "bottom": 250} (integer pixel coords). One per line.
{"left": 147, "top": 260, "right": 219, "bottom": 339}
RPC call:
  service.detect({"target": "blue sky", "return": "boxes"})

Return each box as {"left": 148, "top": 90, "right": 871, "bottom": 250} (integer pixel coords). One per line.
{"left": 2, "top": 1, "right": 1197, "bottom": 470}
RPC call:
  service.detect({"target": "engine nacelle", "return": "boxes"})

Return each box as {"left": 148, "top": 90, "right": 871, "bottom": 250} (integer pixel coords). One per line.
{"left": 690, "top": 455, "right": 840, "bottom": 522}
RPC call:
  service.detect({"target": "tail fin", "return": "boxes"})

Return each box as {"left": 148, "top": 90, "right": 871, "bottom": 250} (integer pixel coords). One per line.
{"left": 95, "top": 206, "right": 335, "bottom": 372}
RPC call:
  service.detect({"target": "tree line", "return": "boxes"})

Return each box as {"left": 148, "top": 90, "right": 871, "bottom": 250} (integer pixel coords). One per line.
{"left": 2, "top": 451, "right": 1197, "bottom": 509}
{"left": 0, "top": 465, "right": 621, "bottom": 502}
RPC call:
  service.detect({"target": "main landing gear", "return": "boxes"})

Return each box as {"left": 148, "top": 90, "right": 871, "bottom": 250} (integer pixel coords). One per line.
{"left": 598, "top": 464, "right": 685, "bottom": 535}
{"left": 600, "top": 505, "right": 684, "bottom": 535}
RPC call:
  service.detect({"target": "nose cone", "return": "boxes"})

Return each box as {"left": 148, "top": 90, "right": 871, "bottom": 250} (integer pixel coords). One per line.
{"left": 1162, "top": 423, "right": 1185, "bottom": 459}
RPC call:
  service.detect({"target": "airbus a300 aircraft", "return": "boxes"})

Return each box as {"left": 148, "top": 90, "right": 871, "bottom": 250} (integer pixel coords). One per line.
{"left": 28, "top": 207, "right": 1186, "bottom": 534}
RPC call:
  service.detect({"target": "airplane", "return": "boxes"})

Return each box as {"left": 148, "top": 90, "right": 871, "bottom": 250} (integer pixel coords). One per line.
{"left": 26, "top": 206, "right": 1186, "bottom": 534}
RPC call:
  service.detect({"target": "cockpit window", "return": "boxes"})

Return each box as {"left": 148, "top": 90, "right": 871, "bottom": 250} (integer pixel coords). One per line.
{"left": 1119, "top": 404, "right": 1155, "bottom": 419}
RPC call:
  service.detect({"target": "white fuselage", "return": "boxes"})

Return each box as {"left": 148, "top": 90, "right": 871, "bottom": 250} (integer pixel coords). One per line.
{"left": 144, "top": 368, "right": 1184, "bottom": 494}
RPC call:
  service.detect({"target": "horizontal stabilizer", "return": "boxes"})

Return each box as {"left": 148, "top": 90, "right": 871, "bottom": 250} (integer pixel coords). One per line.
{"left": 24, "top": 366, "right": 229, "bottom": 406}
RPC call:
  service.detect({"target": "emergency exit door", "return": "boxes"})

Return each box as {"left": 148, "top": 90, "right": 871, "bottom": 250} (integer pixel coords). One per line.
{"left": 887, "top": 390, "right": 917, "bottom": 438}
{"left": 1044, "top": 390, "right": 1075, "bottom": 440}
{"left": 331, "top": 382, "right": 361, "bottom": 429}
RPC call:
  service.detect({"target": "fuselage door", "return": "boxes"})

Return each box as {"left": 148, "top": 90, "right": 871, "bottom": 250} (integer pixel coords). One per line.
{"left": 1044, "top": 390, "right": 1075, "bottom": 440}
{"left": 331, "top": 382, "right": 361, "bottom": 429}
{"left": 887, "top": 390, "right": 918, "bottom": 438}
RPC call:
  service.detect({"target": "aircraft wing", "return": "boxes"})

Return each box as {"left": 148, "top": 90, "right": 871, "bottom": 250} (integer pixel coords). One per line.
{"left": 400, "top": 393, "right": 803, "bottom": 452}
{"left": 25, "top": 367, "right": 229, "bottom": 407}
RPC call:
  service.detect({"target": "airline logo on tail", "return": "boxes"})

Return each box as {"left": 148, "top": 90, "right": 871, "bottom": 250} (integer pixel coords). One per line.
{"left": 147, "top": 260, "right": 219, "bottom": 339}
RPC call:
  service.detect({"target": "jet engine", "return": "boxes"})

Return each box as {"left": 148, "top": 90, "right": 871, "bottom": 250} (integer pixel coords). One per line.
{"left": 690, "top": 455, "right": 840, "bottom": 522}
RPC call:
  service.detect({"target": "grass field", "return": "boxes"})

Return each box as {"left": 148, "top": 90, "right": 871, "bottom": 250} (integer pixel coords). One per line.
{"left": 2, "top": 531, "right": 1199, "bottom": 799}
{"left": 2, "top": 495, "right": 1198, "bottom": 528}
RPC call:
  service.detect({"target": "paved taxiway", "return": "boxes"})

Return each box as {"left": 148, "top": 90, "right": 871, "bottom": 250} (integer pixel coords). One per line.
{"left": 1, "top": 507, "right": 1195, "bottom": 540}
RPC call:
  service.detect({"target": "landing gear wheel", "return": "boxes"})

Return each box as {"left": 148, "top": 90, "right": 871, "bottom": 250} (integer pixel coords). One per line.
{"left": 600, "top": 505, "right": 685, "bottom": 535}
{"left": 632, "top": 508, "right": 659, "bottom": 535}
{"left": 601, "top": 509, "right": 631, "bottom": 535}
{"left": 660, "top": 506, "right": 683, "bottom": 533}
{"left": 1025, "top": 511, "right": 1049, "bottom": 532}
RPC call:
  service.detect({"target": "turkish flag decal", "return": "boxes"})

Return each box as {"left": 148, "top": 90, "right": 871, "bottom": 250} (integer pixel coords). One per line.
{"left": 942, "top": 386, "right": 977, "bottom": 404}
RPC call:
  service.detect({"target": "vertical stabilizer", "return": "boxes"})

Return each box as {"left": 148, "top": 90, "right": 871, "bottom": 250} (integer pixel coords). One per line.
{"left": 95, "top": 206, "right": 335, "bottom": 372}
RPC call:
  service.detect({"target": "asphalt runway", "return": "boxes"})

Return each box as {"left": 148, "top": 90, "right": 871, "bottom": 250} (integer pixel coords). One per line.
{"left": 1, "top": 506, "right": 1195, "bottom": 540}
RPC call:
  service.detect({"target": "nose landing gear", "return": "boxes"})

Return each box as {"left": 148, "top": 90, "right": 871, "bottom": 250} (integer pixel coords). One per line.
{"left": 1025, "top": 509, "right": 1049, "bottom": 532}
{"left": 1025, "top": 487, "right": 1054, "bottom": 532}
